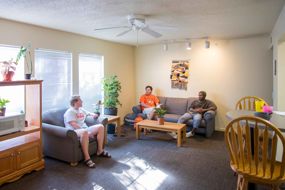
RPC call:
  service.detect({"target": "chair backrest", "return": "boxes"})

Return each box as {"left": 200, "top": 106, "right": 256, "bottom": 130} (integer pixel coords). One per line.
{"left": 42, "top": 108, "right": 68, "bottom": 127}
{"left": 225, "top": 116, "right": 285, "bottom": 180}
{"left": 235, "top": 96, "right": 268, "bottom": 111}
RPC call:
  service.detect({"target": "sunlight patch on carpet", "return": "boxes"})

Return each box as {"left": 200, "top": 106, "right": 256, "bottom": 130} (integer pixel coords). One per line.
{"left": 112, "top": 152, "right": 168, "bottom": 190}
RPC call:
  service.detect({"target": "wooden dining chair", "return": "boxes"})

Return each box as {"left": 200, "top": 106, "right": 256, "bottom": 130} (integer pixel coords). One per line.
{"left": 225, "top": 116, "right": 285, "bottom": 190}
{"left": 235, "top": 96, "right": 268, "bottom": 111}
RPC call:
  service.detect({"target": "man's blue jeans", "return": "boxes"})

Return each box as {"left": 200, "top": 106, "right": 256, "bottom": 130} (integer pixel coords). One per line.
{"left": 178, "top": 112, "right": 202, "bottom": 129}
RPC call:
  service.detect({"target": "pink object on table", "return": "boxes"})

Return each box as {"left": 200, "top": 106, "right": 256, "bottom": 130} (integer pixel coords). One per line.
{"left": 262, "top": 106, "right": 273, "bottom": 113}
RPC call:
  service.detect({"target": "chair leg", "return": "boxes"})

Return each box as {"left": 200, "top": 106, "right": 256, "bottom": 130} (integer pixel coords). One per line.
{"left": 70, "top": 162, "right": 78, "bottom": 167}
{"left": 237, "top": 175, "right": 248, "bottom": 190}
{"left": 272, "top": 184, "right": 280, "bottom": 190}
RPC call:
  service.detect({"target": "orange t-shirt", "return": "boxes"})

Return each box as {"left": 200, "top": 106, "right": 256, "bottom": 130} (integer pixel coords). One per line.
{"left": 139, "top": 94, "right": 159, "bottom": 110}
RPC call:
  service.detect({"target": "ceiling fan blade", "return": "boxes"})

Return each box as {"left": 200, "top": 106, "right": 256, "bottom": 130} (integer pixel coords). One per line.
{"left": 116, "top": 28, "right": 132, "bottom": 37}
{"left": 94, "top": 26, "right": 129, "bottom": 31}
{"left": 141, "top": 27, "right": 162, "bottom": 38}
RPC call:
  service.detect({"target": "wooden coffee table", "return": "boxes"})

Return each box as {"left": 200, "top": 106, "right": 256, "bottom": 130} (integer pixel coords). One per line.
{"left": 135, "top": 120, "right": 186, "bottom": 147}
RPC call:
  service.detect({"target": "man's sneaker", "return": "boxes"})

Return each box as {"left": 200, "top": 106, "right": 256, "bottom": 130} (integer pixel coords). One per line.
{"left": 186, "top": 131, "right": 195, "bottom": 138}
{"left": 168, "top": 132, "right": 177, "bottom": 139}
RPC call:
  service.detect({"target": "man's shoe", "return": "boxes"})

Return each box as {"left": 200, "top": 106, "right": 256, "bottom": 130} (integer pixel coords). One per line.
{"left": 186, "top": 131, "right": 195, "bottom": 138}
{"left": 168, "top": 132, "right": 177, "bottom": 139}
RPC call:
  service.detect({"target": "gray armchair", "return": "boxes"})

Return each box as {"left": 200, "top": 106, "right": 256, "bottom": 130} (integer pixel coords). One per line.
{"left": 42, "top": 108, "right": 107, "bottom": 166}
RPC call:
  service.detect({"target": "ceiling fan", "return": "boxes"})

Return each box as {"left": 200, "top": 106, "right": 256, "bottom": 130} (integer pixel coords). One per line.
{"left": 94, "top": 14, "right": 162, "bottom": 38}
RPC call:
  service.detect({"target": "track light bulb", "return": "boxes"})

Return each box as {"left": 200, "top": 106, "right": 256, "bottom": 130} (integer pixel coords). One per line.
{"left": 205, "top": 40, "right": 210, "bottom": 49}
{"left": 186, "top": 42, "right": 191, "bottom": 50}
{"left": 163, "top": 43, "right": 168, "bottom": 51}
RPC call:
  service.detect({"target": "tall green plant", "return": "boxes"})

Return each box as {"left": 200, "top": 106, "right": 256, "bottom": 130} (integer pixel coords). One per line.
{"left": 102, "top": 75, "right": 122, "bottom": 108}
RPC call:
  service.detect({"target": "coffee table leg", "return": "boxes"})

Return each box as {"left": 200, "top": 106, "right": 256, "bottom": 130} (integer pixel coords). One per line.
{"left": 183, "top": 126, "right": 186, "bottom": 143}
{"left": 104, "top": 125, "right": 108, "bottom": 145}
{"left": 177, "top": 129, "right": 182, "bottom": 147}
{"left": 136, "top": 124, "right": 140, "bottom": 139}
{"left": 117, "top": 119, "right": 121, "bottom": 137}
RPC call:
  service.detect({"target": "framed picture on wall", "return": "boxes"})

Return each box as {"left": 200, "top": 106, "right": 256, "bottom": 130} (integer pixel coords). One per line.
{"left": 170, "top": 60, "right": 189, "bottom": 90}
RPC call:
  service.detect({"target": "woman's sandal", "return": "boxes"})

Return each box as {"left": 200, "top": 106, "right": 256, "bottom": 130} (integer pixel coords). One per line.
{"left": 84, "top": 159, "right": 96, "bottom": 168}
{"left": 97, "top": 151, "right": 111, "bottom": 158}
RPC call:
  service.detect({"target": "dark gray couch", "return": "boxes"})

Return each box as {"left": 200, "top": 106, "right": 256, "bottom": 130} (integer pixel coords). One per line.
{"left": 131, "top": 96, "right": 217, "bottom": 137}
{"left": 42, "top": 108, "right": 107, "bottom": 166}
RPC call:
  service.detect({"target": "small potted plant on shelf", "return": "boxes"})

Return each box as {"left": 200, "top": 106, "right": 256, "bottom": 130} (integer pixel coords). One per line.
{"left": 154, "top": 107, "right": 167, "bottom": 125}
{"left": 0, "top": 45, "right": 33, "bottom": 81}
{"left": 102, "top": 75, "right": 122, "bottom": 116}
{"left": 0, "top": 98, "right": 10, "bottom": 116}
{"left": 94, "top": 100, "right": 102, "bottom": 116}
{"left": 24, "top": 49, "right": 33, "bottom": 80}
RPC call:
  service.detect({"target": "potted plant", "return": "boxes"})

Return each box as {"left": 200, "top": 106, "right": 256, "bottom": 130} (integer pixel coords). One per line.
{"left": 102, "top": 75, "right": 122, "bottom": 115}
{"left": 154, "top": 107, "right": 167, "bottom": 125}
{"left": 0, "top": 98, "right": 10, "bottom": 116}
{"left": 0, "top": 45, "right": 32, "bottom": 81}
{"left": 94, "top": 100, "right": 102, "bottom": 116}
{"left": 24, "top": 49, "right": 33, "bottom": 79}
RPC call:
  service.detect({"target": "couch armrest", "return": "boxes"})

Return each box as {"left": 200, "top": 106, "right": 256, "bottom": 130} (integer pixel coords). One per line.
{"left": 85, "top": 116, "right": 108, "bottom": 127}
{"left": 132, "top": 105, "right": 142, "bottom": 114}
{"left": 42, "top": 123, "right": 78, "bottom": 140}
{"left": 203, "top": 110, "right": 216, "bottom": 138}
{"left": 203, "top": 110, "right": 216, "bottom": 120}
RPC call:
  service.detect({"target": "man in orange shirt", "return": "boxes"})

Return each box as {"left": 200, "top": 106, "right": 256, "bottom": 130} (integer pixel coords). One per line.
{"left": 139, "top": 86, "right": 160, "bottom": 120}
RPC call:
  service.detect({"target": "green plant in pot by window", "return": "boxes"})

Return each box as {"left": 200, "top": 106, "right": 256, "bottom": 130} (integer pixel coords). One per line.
{"left": 102, "top": 75, "right": 122, "bottom": 115}
{"left": 155, "top": 107, "right": 167, "bottom": 125}
{"left": 0, "top": 98, "right": 10, "bottom": 116}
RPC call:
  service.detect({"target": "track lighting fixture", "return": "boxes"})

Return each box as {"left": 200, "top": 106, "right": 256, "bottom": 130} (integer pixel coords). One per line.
{"left": 205, "top": 40, "right": 210, "bottom": 49}
{"left": 163, "top": 43, "right": 168, "bottom": 51}
{"left": 161, "top": 38, "right": 212, "bottom": 50}
{"left": 186, "top": 42, "right": 191, "bottom": 50}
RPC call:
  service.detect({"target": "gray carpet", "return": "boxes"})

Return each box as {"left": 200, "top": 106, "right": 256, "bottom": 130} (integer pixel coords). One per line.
{"left": 0, "top": 126, "right": 280, "bottom": 190}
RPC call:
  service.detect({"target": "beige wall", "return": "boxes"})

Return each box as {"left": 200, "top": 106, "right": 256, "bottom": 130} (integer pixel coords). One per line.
{"left": 135, "top": 36, "right": 273, "bottom": 131}
{"left": 272, "top": 4, "right": 285, "bottom": 110}
{"left": 0, "top": 19, "right": 136, "bottom": 120}
{"left": 277, "top": 41, "right": 285, "bottom": 110}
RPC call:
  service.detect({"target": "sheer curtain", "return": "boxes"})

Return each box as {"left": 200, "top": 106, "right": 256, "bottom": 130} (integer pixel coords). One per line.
{"left": 79, "top": 54, "right": 104, "bottom": 112}
{"left": 35, "top": 49, "right": 72, "bottom": 112}
{"left": 0, "top": 45, "right": 24, "bottom": 114}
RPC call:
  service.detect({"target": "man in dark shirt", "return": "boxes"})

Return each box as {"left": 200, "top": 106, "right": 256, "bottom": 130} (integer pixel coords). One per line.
{"left": 179, "top": 91, "right": 217, "bottom": 137}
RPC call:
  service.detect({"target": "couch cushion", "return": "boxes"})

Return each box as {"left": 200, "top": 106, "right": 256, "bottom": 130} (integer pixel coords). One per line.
{"left": 42, "top": 108, "right": 68, "bottom": 127}
{"left": 158, "top": 96, "right": 167, "bottom": 106}
{"left": 187, "top": 97, "right": 198, "bottom": 111}
{"left": 164, "top": 114, "right": 181, "bottom": 123}
{"left": 165, "top": 97, "right": 188, "bottom": 115}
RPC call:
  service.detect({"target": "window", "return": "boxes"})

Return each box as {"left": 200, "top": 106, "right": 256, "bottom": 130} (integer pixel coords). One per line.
{"left": 79, "top": 54, "right": 104, "bottom": 112}
{"left": 0, "top": 45, "right": 24, "bottom": 113}
{"left": 35, "top": 49, "right": 72, "bottom": 112}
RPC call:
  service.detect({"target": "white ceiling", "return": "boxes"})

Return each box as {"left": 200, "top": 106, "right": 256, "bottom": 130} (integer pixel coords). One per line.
{"left": 0, "top": 0, "right": 284, "bottom": 46}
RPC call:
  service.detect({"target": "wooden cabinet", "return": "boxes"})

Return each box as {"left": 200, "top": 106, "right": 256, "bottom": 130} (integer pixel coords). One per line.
{"left": 0, "top": 151, "right": 15, "bottom": 178}
{"left": 0, "top": 80, "right": 44, "bottom": 186}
